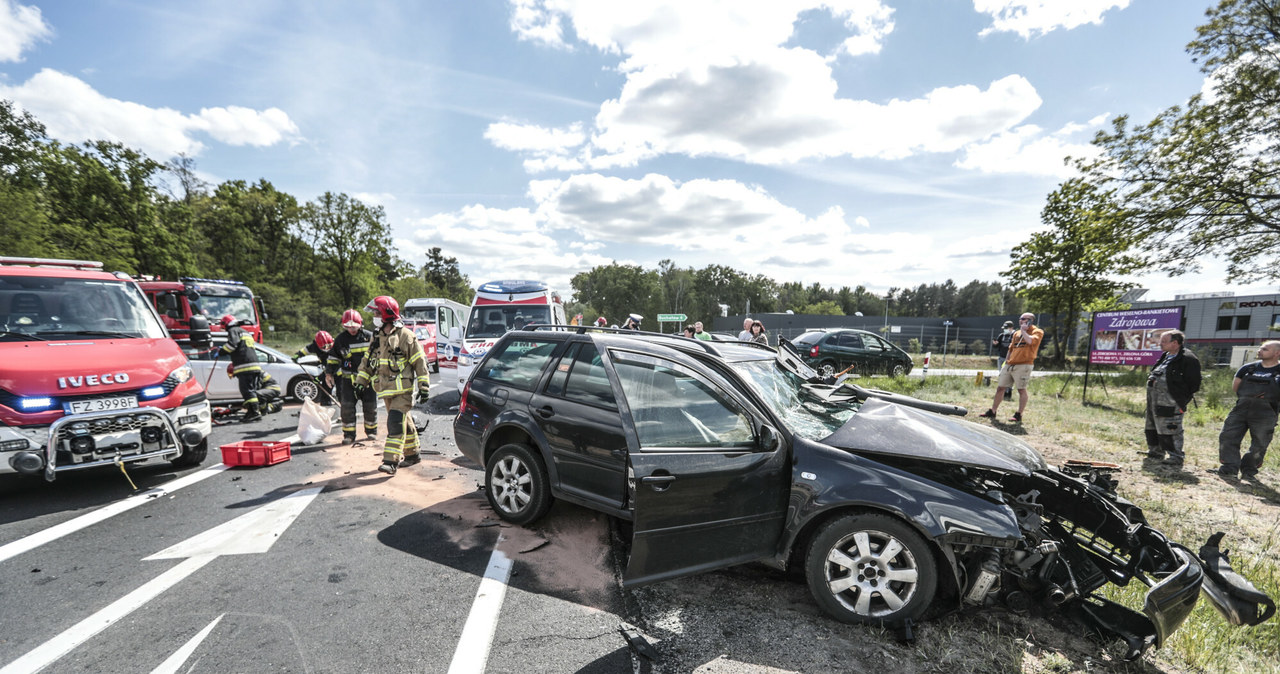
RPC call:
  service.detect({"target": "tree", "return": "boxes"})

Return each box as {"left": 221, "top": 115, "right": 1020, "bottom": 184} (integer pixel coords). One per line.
{"left": 421, "top": 247, "right": 472, "bottom": 302}
{"left": 1003, "top": 179, "right": 1146, "bottom": 362}
{"left": 0, "top": 99, "right": 46, "bottom": 188}
{"left": 571, "top": 263, "right": 661, "bottom": 327}
{"left": 303, "top": 192, "right": 393, "bottom": 309}
{"left": 1079, "top": 0, "right": 1280, "bottom": 282}
{"left": 798, "top": 300, "right": 844, "bottom": 316}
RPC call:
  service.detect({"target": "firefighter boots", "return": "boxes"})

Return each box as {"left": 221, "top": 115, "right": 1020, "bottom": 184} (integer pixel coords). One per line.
{"left": 378, "top": 460, "right": 398, "bottom": 475}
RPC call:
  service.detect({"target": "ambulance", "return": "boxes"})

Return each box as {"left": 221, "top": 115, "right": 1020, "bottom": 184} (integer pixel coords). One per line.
{"left": 401, "top": 297, "right": 468, "bottom": 374}
{"left": 452, "top": 280, "right": 567, "bottom": 392}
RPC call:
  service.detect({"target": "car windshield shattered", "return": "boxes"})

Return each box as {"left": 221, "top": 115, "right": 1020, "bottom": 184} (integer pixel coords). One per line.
{"left": 730, "top": 359, "right": 856, "bottom": 440}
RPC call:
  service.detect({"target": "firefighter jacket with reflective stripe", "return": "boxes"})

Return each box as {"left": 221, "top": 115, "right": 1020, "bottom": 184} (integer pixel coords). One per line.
{"left": 294, "top": 341, "right": 330, "bottom": 362}
{"left": 356, "top": 324, "right": 429, "bottom": 399}
{"left": 220, "top": 325, "right": 261, "bottom": 374}
{"left": 328, "top": 328, "right": 373, "bottom": 379}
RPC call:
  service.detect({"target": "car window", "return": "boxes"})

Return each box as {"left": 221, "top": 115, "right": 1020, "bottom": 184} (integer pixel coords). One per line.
{"left": 610, "top": 351, "right": 754, "bottom": 450}
{"left": 867, "top": 335, "right": 887, "bottom": 350}
{"left": 478, "top": 338, "right": 559, "bottom": 390}
{"left": 837, "top": 332, "right": 864, "bottom": 349}
{"left": 545, "top": 342, "right": 617, "bottom": 410}
{"left": 793, "top": 332, "right": 823, "bottom": 346}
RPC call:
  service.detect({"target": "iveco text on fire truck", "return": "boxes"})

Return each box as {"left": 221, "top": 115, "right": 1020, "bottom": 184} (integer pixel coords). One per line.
{"left": 138, "top": 276, "right": 267, "bottom": 344}
{"left": 452, "top": 280, "right": 567, "bottom": 392}
{"left": 0, "top": 257, "right": 213, "bottom": 480}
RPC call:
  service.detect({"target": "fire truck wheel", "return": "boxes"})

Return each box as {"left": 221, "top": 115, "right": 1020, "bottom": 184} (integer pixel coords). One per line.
{"left": 170, "top": 438, "right": 208, "bottom": 467}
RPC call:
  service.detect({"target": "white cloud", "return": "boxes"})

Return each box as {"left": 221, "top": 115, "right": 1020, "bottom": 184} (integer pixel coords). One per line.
{"left": 974, "top": 0, "right": 1130, "bottom": 39}
{"left": 500, "top": 2, "right": 1043, "bottom": 171}
{"left": 955, "top": 117, "right": 1103, "bottom": 176}
{"left": 0, "top": 0, "right": 50, "bottom": 62}
{"left": 0, "top": 69, "right": 300, "bottom": 158}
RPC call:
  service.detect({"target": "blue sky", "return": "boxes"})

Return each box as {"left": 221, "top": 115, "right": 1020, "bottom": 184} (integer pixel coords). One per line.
{"left": 2, "top": 0, "right": 1271, "bottom": 304}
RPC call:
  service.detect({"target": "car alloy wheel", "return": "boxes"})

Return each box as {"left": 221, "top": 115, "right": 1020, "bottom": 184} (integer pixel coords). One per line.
{"left": 290, "top": 376, "right": 320, "bottom": 400}
{"left": 484, "top": 443, "right": 552, "bottom": 525}
{"left": 892, "top": 364, "right": 906, "bottom": 377}
{"left": 806, "top": 513, "right": 937, "bottom": 625}
{"left": 817, "top": 362, "right": 836, "bottom": 379}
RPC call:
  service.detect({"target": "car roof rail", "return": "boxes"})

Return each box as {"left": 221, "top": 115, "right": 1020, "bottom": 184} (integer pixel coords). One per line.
{"left": 523, "top": 324, "right": 777, "bottom": 356}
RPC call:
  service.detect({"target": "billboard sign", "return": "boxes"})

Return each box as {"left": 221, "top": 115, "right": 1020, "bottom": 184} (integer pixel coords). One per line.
{"left": 1090, "top": 307, "right": 1184, "bottom": 366}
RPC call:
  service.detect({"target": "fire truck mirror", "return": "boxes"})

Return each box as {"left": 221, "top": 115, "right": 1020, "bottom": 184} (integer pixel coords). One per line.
{"left": 188, "top": 315, "right": 211, "bottom": 347}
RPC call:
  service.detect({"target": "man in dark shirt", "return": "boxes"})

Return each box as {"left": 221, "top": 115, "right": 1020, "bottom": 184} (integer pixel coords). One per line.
{"left": 1212, "top": 340, "right": 1280, "bottom": 479}
{"left": 1144, "top": 330, "right": 1201, "bottom": 469}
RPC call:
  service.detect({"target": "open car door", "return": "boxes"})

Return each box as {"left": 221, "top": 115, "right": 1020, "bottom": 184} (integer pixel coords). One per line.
{"left": 610, "top": 350, "right": 789, "bottom": 586}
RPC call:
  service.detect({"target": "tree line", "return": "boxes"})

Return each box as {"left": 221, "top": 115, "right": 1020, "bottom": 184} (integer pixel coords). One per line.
{"left": 0, "top": 101, "right": 471, "bottom": 340}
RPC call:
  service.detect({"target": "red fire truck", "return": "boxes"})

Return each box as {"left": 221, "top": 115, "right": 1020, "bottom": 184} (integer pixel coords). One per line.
{"left": 137, "top": 276, "right": 267, "bottom": 344}
{"left": 0, "top": 257, "right": 212, "bottom": 480}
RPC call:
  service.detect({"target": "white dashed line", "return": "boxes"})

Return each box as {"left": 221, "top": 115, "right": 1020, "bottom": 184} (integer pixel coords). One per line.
{"left": 447, "top": 536, "right": 513, "bottom": 674}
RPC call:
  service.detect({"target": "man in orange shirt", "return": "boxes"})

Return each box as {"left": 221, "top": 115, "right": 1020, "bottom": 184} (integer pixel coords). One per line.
{"left": 979, "top": 313, "right": 1043, "bottom": 423}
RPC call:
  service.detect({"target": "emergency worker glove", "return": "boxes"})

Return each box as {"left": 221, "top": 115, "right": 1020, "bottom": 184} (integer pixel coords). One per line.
{"left": 353, "top": 383, "right": 367, "bottom": 398}
{"left": 417, "top": 379, "right": 430, "bottom": 395}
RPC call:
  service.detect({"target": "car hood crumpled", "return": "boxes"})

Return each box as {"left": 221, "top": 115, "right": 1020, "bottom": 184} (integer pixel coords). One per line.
{"left": 821, "top": 397, "right": 1048, "bottom": 475}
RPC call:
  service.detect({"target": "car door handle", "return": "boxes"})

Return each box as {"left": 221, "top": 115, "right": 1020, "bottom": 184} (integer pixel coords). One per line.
{"left": 536, "top": 405, "right": 554, "bottom": 418}
{"left": 640, "top": 474, "right": 676, "bottom": 491}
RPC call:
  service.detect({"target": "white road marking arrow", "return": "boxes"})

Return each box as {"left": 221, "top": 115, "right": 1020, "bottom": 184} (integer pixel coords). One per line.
{"left": 0, "top": 487, "right": 322, "bottom": 674}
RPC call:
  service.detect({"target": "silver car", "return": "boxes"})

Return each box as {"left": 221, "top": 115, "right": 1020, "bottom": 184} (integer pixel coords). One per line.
{"left": 186, "top": 344, "right": 324, "bottom": 402}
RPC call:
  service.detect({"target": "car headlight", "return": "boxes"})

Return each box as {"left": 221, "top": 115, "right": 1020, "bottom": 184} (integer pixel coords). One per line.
{"left": 168, "top": 364, "right": 194, "bottom": 383}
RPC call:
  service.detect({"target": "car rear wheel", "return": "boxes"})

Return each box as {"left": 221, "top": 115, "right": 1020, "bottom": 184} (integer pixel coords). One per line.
{"left": 805, "top": 513, "right": 937, "bottom": 625}
{"left": 289, "top": 376, "right": 319, "bottom": 401}
{"left": 170, "top": 437, "right": 208, "bottom": 468}
{"left": 485, "top": 443, "right": 552, "bottom": 525}
{"left": 891, "top": 363, "right": 907, "bottom": 377}
{"left": 817, "top": 361, "right": 837, "bottom": 379}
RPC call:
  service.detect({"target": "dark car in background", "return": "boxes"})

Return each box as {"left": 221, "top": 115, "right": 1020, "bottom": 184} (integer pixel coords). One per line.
{"left": 451, "top": 326, "right": 1272, "bottom": 658}
{"left": 793, "top": 328, "right": 912, "bottom": 377}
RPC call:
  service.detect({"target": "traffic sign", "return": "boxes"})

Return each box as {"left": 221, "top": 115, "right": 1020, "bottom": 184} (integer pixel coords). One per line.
{"left": 657, "top": 313, "right": 687, "bottom": 322}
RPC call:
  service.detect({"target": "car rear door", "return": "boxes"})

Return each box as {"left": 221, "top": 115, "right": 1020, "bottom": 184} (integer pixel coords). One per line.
{"left": 610, "top": 350, "right": 789, "bottom": 586}
{"left": 529, "top": 341, "right": 628, "bottom": 509}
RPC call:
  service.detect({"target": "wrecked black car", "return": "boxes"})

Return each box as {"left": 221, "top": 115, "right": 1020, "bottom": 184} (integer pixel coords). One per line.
{"left": 453, "top": 327, "right": 1274, "bottom": 659}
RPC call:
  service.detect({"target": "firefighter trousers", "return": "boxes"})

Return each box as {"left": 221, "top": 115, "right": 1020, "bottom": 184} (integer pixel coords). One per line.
{"left": 235, "top": 372, "right": 263, "bottom": 413}
{"left": 337, "top": 376, "right": 378, "bottom": 440}
{"left": 382, "top": 393, "right": 419, "bottom": 464}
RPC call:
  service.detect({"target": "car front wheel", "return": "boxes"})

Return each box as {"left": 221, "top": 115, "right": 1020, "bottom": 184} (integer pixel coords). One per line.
{"left": 891, "top": 363, "right": 907, "bottom": 377}
{"left": 485, "top": 443, "right": 552, "bottom": 525}
{"left": 169, "top": 437, "right": 208, "bottom": 468}
{"left": 805, "top": 513, "right": 937, "bottom": 625}
{"left": 289, "top": 376, "right": 319, "bottom": 401}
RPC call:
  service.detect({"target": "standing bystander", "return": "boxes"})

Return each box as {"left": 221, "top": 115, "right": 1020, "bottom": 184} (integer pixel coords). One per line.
{"left": 1143, "top": 330, "right": 1201, "bottom": 469}
{"left": 738, "top": 317, "right": 753, "bottom": 341}
{"left": 694, "top": 321, "right": 713, "bottom": 341}
{"left": 979, "top": 313, "right": 1043, "bottom": 423}
{"left": 1211, "top": 340, "right": 1280, "bottom": 479}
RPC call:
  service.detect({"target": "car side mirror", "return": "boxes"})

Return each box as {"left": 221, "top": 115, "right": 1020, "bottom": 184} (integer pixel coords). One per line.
{"left": 188, "top": 315, "right": 211, "bottom": 348}
{"left": 759, "top": 423, "right": 780, "bottom": 452}
{"left": 448, "top": 326, "right": 463, "bottom": 341}
{"left": 162, "top": 292, "right": 180, "bottom": 312}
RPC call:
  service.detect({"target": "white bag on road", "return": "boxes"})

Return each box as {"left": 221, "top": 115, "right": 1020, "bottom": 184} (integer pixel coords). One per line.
{"left": 297, "top": 397, "right": 332, "bottom": 445}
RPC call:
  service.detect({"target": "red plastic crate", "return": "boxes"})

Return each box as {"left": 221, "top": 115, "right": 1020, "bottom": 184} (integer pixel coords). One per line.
{"left": 220, "top": 441, "right": 291, "bottom": 467}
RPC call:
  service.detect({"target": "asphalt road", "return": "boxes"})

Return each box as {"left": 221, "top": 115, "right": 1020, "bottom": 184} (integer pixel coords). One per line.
{"left": 0, "top": 372, "right": 1027, "bottom": 674}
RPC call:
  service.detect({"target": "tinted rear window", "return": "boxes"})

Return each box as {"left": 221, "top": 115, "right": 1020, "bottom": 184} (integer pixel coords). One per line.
{"left": 477, "top": 338, "right": 559, "bottom": 390}
{"left": 793, "top": 332, "right": 824, "bottom": 346}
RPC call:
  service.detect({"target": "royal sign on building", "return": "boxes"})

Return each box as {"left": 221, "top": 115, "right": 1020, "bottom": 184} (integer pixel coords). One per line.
{"left": 1089, "top": 307, "right": 1184, "bottom": 366}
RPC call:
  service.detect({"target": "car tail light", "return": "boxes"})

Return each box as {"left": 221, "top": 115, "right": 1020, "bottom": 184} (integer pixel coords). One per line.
{"left": 458, "top": 381, "right": 471, "bottom": 416}
{"left": 809, "top": 345, "right": 819, "bottom": 358}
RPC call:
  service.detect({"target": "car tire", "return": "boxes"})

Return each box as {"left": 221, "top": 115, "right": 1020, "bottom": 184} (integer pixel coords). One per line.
{"left": 169, "top": 437, "right": 208, "bottom": 468}
{"left": 891, "top": 363, "right": 907, "bottom": 377}
{"left": 817, "top": 361, "right": 837, "bottom": 379}
{"left": 289, "top": 376, "right": 319, "bottom": 401}
{"left": 485, "top": 443, "right": 552, "bottom": 526}
{"left": 805, "top": 513, "right": 937, "bottom": 626}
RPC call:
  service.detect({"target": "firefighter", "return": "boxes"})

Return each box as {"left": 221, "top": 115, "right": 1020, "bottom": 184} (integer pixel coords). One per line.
{"left": 356, "top": 296, "right": 429, "bottom": 475}
{"left": 327, "top": 310, "right": 378, "bottom": 444}
{"left": 294, "top": 330, "right": 335, "bottom": 401}
{"left": 227, "top": 363, "right": 283, "bottom": 414}
{"left": 219, "top": 314, "right": 263, "bottom": 422}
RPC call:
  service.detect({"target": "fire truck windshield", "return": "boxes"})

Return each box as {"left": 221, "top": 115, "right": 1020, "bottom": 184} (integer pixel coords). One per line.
{"left": 192, "top": 295, "right": 255, "bottom": 324}
{"left": 0, "top": 277, "right": 166, "bottom": 340}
